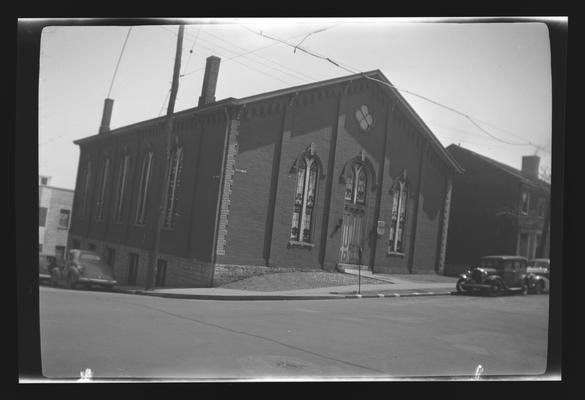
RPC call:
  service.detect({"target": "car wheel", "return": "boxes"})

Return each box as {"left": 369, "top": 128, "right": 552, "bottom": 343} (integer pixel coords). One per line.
{"left": 488, "top": 281, "right": 503, "bottom": 297}
{"left": 456, "top": 278, "right": 467, "bottom": 293}
{"left": 521, "top": 281, "right": 529, "bottom": 296}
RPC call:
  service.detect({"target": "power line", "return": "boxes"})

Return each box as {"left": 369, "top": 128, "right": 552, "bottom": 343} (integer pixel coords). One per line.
{"left": 159, "top": 26, "right": 297, "bottom": 86}
{"left": 107, "top": 27, "right": 133, "bottom": 98}
{"left": 167, "top": 26, "right": 311, "bottom": 84}
{"left": 198, "top": 29, "right": 320, "bottom": 83}
{"left": 178, "top": 26, "right": 333, "bottom": 79}
{"left": 245, "top": 26, "right": 551, "bottom": 154}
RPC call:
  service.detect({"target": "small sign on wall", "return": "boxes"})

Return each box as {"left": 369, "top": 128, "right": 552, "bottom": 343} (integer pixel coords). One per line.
{"left": 376, "top": 220, "right": 386, "bottom": 236}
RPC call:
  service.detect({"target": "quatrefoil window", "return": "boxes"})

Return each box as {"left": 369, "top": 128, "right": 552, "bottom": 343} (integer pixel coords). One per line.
{"left": 355, "top": 105, "right": 373, "bottom": 131}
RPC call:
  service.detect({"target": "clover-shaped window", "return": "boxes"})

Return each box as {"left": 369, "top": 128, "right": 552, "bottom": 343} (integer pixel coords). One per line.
{"left": 355, "top": 105, "right": 373, "bottom": 131}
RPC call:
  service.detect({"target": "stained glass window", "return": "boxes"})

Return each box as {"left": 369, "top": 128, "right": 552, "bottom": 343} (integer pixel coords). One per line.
{"left": 113, "top": 154, "right": 130, "bottom": 223}
{"left": 81, "top": 161, "right": 93, "bottom": 218}
{"left": 95, "top": 158, "right": 110, "bottom": 221}
{"left": 345, "top": 163, "right": 367, "bottom": 205}
{"left": 356, "top": 166, "right": 367, "bottom": 205}
{"left": 290, "top": 156, "right": 319, "bottom": 243}
{"left": 344, "top": 168, "right": 354, "bottom": 201}
{"left": 164, "top": 147, "right": 183, "bottom": 229}
{"left": 389, "top": 179, "right": 407, "bottom": 253}
{"left": 135, "top": 152, "right": 153, "bottom": 225}
{"left": 355, "top": 105, "right": 374, "bottom": 131}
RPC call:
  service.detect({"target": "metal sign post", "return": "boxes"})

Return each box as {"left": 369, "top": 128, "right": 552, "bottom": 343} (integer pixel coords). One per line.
{"left": 358, "top": 246, "right": 362, "bottom": 295}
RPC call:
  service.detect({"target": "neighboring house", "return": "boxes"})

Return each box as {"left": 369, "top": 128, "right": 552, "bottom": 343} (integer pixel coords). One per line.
{"left": 444, "top": 144, "right": 550, "bottom": 275}
{"left": 39, "top": 175, "right": 74, "bottom": 260}
{"left": 68, "top": 56, "right": 462, "bottom": 288}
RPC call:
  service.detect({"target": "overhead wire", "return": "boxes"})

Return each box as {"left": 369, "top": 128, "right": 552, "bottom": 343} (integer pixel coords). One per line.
{"left": 107, "top": 27, "right": 133, "bottom": 98}
{"left": 159, "top": 26, "right": 297, "bottom": 86}
{"left": 244, "top": 25, "right": 551, "bottom": 154}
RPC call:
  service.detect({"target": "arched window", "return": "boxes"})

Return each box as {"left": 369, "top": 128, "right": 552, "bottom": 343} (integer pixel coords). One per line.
{"left": 95, "top": 158, "right": 110, "bottom": 221}
{"left": 113, "top": 154, "right": 130, "bottom": 223}
{"left": 81, "top": 160, "right": 93, "bottom": 218}
{"left": 135, "top": 151, "right": 153, "bottom": 225}
{"left": 388, "top": 177, "right": 408, "bottom": 253}
{"left": 344, "top": 163, "right": 368, "bottom": 205}
{"left": 290, "top": 156, "right": 319, "bottom": 243}
{"left": 163, "top": 147, "right": 183, "bottom": 229}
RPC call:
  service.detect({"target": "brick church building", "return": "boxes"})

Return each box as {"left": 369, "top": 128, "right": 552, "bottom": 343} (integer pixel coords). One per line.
{"left": 68, "top": 56, "right": 463, "bottom": 287}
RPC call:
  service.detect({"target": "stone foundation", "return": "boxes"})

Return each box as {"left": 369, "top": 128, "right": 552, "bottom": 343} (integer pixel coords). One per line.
{"left": 212, "top": 264, "right": 320, "bottom": 287}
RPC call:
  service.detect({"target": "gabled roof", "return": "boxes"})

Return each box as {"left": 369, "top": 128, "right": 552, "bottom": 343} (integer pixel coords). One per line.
{"left": 233, "top": 69, "right": 463, "bottom": 174}
{"left": 446, "top": 144, "right": 550, "bottom": 191}
{"left": 75, "top": 70, "right": 463, "bottom": 173}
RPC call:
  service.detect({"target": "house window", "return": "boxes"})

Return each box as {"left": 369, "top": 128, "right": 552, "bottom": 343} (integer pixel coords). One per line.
{"left": 163, "top": 147, "right": 183, "bottom": 229}
{"left": 518, "top": 232, "right": 529, "bottom": 258}
{"left": 58, "top": 209, "right": 70, "bottom": 228}
{"left": 127, "top": 253, "right": 139, "bottom": 286}
{"left": 106, "top": 247, "right": 116, "bottom": 267}
{"left": 88, "top": 243, "right": 96, "bottom": 252}
{"left": 39, "top": 207, "right": 48, "bottom": 227}
{"left": 135, "top": 152, "right": 153, "bottom": 225}
{"left": 537, "top": 197, "right": 546, "bottom": 218}
{"left": 290, "top": 156, "right": 319, "bottom": 243}
{"left": 40, "top": 176, "right": 48, "bottom": 185}
{"left": 55, "top": 245, "right": 66, "bottom": 261}
{"left": 113, "top": 154, "right": 130, "bottom": 223}
{"left": 81, "top": 161, "right": 93, "bottom": 218}
{"left": 95, "top": 158, "right": 110, "bottom": 221}
{"left": 345, "top": 164, "right": 368, "bottom": 205}
{"left": 156, "top": 259, "right": 167, "bottom": 287}
{"left": 521, "top": 191, "right": 530, "bottom": 215}
{"left": 388, "top": 178, "right": 408, "bottom": 254}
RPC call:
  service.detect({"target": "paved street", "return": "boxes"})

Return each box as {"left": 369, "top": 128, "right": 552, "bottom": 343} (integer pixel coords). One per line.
{"left": 39, "top": 286, "right": 549, "bottom": 380}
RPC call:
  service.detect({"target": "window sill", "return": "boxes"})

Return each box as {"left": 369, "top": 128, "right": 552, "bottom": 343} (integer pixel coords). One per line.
{"left": 387, "top": 251, "right": 405, "bottom": 258}
{"left": 288, "top": 240, "right": 314, "bottom": 249}
{"left": 57, "top": 226, "right": 69, "bottom": 230}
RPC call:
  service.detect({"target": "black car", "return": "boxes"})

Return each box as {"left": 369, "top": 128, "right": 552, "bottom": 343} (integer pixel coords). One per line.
{"left": 456, "top": 255, "right": 530, "bottom": 296}
{"left": 50, "top": 249, "right": 117, "bottom": 290}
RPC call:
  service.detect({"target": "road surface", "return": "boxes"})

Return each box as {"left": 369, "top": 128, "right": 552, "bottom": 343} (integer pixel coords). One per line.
{"left": 39, "top": 286, "right": 549, "bottom": 380}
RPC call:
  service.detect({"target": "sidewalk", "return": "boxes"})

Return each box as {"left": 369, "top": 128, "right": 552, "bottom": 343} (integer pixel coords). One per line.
{"left": 112, "top": 271, "right": 457, "bottom": 301}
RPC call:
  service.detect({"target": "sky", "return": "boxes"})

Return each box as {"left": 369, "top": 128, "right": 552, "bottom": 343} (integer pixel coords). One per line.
{"left": 36, "top": 17, "right": 556, "bottom": 190}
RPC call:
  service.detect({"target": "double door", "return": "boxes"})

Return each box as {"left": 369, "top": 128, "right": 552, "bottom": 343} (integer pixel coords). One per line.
{"left": 339, "top": 207, "right": 366, "bottom": 265}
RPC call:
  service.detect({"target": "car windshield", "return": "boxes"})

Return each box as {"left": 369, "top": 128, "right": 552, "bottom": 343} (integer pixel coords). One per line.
{"left": 529, "top": 260, "right": 549, "bottom": 268}
{"left": 80, "top": 254, "right": 101, "bottom": 262}
{"left": 480, "top": 258, "right": 501, "bottom": 269}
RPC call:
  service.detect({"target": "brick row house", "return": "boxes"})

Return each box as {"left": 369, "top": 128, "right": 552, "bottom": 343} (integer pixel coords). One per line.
{"left": 444, "top": 144, "right": 551, "bottom": 274}
{"left": 68, "top": 56, "right": 463, "bottom": 287}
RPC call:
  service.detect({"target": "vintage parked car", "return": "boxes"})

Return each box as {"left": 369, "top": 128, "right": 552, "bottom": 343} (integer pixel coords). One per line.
{"left": 526, "top": 258, "right": 550, "bottom": 294}
{"left": 456, "top": 255, "right": 531, "bottom": 296}
{"left": 50, "top": 249, "right": 117, "bottom": 290}
{"left": 39, "top": 254, "right": 62, "bottom": 284}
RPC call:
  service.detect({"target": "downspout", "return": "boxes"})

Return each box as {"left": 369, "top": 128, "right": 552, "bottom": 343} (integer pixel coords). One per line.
{"left": 318, "top": 82, "right": 350, "bottom": 268}
{"left": 369, "top": 101, "right": 394, "bottom": 271}
{"left": 408, "top": 140, "right": 429, "bottom": 273}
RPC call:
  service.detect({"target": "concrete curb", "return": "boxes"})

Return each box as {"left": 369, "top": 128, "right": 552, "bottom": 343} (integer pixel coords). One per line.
{"left": 111, "top": 287, "right": 455, "bottom": 301}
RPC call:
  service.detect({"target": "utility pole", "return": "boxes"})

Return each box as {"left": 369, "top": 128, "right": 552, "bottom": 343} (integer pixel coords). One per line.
{"left": 145, "top": 25, "right": 185, "bottom": 290}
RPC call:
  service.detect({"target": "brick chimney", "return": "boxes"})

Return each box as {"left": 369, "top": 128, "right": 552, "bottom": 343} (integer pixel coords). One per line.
{"left": 198, "top": 56, "right": 221, "bottom": 107}
{"left": 521, "top": 155, "right": 540, "bottom": 180}
{"left": 99, "top": 98, "right": 114, "bottom": 134}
